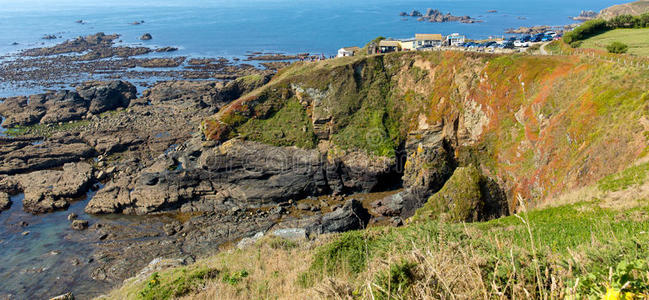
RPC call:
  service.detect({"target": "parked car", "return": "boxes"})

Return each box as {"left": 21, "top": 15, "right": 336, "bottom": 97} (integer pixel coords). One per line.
{"left": 514, "top": 40, "right": 530, "bottom": 47}
{"left": 521, "top": 35, "right": 532, "bottom": 42}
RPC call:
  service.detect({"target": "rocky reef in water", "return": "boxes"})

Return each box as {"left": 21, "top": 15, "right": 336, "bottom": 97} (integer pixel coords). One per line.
{"left": 399, "top": 8, "right": 481, "bottom": 23}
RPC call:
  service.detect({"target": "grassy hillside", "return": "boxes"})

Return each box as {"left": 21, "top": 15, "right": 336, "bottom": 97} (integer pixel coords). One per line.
{"left": 579, "top": 28, "right": 649, "bottom": 56}
{"left": 104, "top": 165, "right": 649, "bottom": 299}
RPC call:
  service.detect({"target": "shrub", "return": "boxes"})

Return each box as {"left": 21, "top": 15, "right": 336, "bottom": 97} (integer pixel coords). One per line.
{"left": 607, "top": 41, "right": 629, "bottom": 54}
{"left": 608, "top": 14, "right": 637, "bottom": 28}
{"left": 569, "top": 41, "right": 583, "bottom": 48}
{"left": 563, "top": 19, "right": 608, "bottom": 44}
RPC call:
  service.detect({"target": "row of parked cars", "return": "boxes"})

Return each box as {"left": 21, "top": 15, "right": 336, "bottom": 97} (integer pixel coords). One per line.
{"left": 457, "top": 31, "right": 562, "bottom": 50}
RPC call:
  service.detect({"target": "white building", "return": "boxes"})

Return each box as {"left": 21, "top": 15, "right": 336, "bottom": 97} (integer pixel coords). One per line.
{"left": 415, "top": 33, "right": 444, "bottom": 48}
{"left": 446, "top": 33, "right": 466, "bottom": 46}
{"left": 337, "top": 46, "right": 361, "bottom": 57}
{"left": 398, "top": 38, "right": 417, "bottom": 51}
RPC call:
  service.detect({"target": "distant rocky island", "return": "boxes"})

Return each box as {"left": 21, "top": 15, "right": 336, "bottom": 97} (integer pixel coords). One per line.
{"left": 571, "top": 10, "right": 598, "bottom": 21}
{"left": 399, "top": 8, "right": 482, "bottom": 23}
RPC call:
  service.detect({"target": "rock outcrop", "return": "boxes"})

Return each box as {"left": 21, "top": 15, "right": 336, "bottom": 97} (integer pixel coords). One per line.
{"left": 401, "top": 8, "right": 480, "bottom": 23}
{"left": 85, "top": 138, "right": 392, "bottom": 215}
{"left": 140, "top": 33, "right": 152, "bottom": 41}
{"left": 6, "top": 162, "right": 94, "bottom": 214}
{"left": 21, "top": 32, "right": 119, "bottom": 56}
{"left": 0, "top": 192, "right": 10, "bottom": 212}
{"left": 0, "top": 80, "right": 136, "bottom": 128}
{"left": 410, "top": 165, "right": 507, "bottom": 223}
{"left": 306, "top": 199, "right": 371, "bottom": 235}
{"left": 0, "top": 134, "right": 96, "bottom": 175}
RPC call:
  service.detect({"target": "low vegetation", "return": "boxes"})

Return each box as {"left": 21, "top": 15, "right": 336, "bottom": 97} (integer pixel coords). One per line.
{"left": 564, "top": 13, "right": 649, "bottom": 48}
{"left": 578, "top": 28, "right": 649, "bottom": 56}
{"left": 607, "top": 41, "right": 630, "bottom": 53}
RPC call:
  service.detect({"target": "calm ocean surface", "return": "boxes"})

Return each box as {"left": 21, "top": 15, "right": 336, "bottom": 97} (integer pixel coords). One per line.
{"left": 0, "top": 0, "right": 622, "bottom": 59}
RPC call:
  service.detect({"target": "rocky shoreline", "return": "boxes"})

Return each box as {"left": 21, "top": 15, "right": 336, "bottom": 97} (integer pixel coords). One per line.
{"left": 0, "top": 32, "right": 330, "bottom": 299}
{"left": 0, "top": 32, "right": 295, "bottom": 93}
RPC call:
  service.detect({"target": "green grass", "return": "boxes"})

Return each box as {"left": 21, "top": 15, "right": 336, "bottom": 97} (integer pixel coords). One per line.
{"left": 598, "top": 162, "right": 649, "bottom": 192}
{"left": 579, "top": 28, "right": 649, "bottom": 56}
{"left": 301, "top": 200, "right": 649, "bottom": 297}
{"left": 138, "top": 267, "right": 219, "bottom": 300}
{"left": 236, "top": 99, "right": 317, "bottom": 149}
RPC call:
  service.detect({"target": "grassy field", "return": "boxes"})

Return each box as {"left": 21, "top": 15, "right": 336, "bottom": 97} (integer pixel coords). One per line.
{"left": 579, "top": 28, "right": 649, "bottom": 56}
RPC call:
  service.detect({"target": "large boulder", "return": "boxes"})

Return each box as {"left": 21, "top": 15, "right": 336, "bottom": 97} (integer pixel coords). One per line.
{"left": 410, "top": 165, "right": 507, "bottom": 223}
{"left": 306, "top": 199, "right": 371, "bottom": 235}
{"left": 76, "top": 80, "right": 137, "bottom": 114}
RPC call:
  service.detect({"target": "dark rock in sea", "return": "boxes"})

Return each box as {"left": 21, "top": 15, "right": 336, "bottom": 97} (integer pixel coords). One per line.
{"left": 487, "top": 10, "right": 498, "bottom": 13}
{"left": 405, "top": 8, "right": 479, "bottom": 23}
{"left": 155, "top": 46, "right": 178, "bottom": 53}
{"left": 22, "top": 32, "right": 120, "bottom": 57}
{"left": 572, "top": 10, "right": 598, "bottom": 21}
{"left": 136, "top": 57, "right": 186, "bottom": 68}
{"left": 399, "top": 12, "right": 408, "bottom": 16}
{"left": 75, "top": 20, "right": 84, "bottom": 24}
{"left": 11, "top": 42, "right": 19, "bottom": 45}
{"left": 71, "top": 220, "right": 89, "bottom": 230}
{"left": 140, "top": 33, "right": 152, "bottom": 41}
{"left": 132, "top": 21, "right": 142, "bottom": 25}
{"left": 306, "top": 199, "right": 371, "bottom": 235}
{"left": 68, "top": 213, "right": 78, "bottom": 221}
{"left": 42, "top": 34, "right": 58, "bottom": 40}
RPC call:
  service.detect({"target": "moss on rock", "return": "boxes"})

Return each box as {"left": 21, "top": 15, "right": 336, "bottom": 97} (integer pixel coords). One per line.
{"left": 411, "top": 165, "right": 484, "bottom": 223}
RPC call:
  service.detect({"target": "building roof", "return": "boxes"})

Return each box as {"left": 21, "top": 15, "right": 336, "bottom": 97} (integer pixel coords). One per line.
{"left": 340, "top": 46, "right": 361, "bottom": 52}
{"left": 398, "top": 38, "right": 416, "bottom": 42}
{"left": 415, "top": 33, "right": 443, "bottom": 41}
{"left": 379, "top": 40, "right": 401, "bottom": 47}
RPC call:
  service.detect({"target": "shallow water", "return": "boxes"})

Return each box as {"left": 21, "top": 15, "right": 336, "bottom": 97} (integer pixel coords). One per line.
{"left": 0, "top": 185, "right": 168, "bottom": 299}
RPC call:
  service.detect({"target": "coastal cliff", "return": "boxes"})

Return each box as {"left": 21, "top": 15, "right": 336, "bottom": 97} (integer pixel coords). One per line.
{"left": 201, "top": 50, "right": 649, "bottom": 214}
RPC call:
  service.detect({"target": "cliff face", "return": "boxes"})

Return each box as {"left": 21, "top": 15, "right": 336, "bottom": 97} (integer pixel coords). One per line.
{"left": 203, "top": 51, "right": 649, "bottom": 213}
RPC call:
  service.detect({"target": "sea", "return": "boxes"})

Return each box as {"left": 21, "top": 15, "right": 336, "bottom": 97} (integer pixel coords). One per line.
{"left": 0, "top": 0, "right": 622, "bottom": 59}
{"left": 0, "top": 0, "right": 624, "bottom": 298}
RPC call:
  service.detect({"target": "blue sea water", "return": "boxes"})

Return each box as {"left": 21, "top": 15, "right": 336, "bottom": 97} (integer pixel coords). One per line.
{"left": 0, "top": 0, "right": 622, "bottom": 59}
